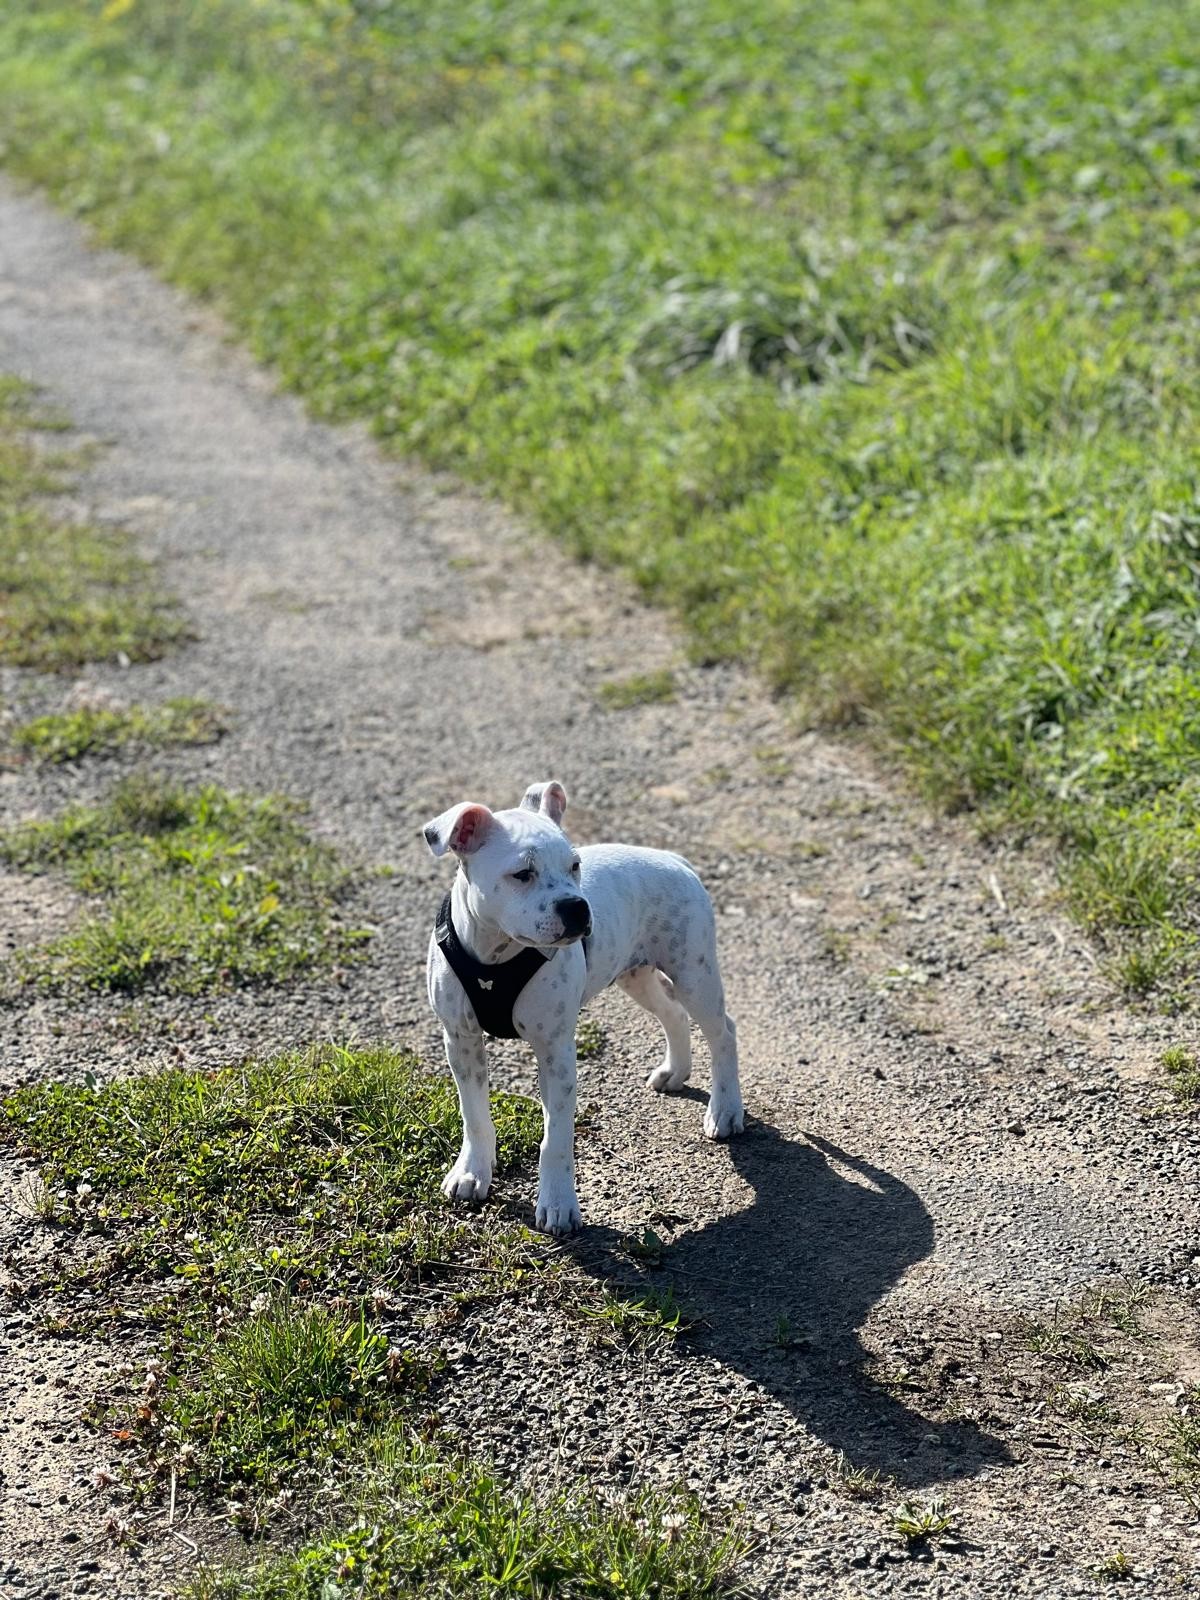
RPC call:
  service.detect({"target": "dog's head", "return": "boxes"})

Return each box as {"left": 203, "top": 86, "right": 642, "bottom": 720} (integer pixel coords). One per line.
{"left": 423, "top": 780, "right": 591, "bottom": 948}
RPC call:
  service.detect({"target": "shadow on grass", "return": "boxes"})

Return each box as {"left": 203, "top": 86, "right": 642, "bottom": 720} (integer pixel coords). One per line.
{"left": 571, "top": 1107, "right": 1012, "bottom": 1490}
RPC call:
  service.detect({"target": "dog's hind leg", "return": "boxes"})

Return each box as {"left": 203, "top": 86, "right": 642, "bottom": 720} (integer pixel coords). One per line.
{"left": 617, "top": 965, "right": 693, "bottom": 1092}
{"left": 670, "top": 963, "right": 745, "bottom": 1140}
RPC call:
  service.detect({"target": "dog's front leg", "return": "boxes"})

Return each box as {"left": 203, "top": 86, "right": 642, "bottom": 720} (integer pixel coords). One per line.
{"left": 532, "top": 1038, "right": 581, "bottom": 1237}
{"left": 441, "top": 1025, "right": 496, "bottom": 1202}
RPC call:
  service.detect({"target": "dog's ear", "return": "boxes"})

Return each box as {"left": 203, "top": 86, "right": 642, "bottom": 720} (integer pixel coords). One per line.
{"left": 519, "top": 780, "right": 568, "bottom": 827}
{"left": 423, "top": 802, "right": 494, "bottom": 858}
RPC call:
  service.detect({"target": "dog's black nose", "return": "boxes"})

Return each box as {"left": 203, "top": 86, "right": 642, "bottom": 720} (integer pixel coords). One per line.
{"left": 555, "top": 896, "right": 592, "bottom": 937}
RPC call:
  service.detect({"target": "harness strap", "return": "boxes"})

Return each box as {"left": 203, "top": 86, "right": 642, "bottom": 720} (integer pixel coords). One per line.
{"left": 434, "top": 891, "right": 550, "bottom": 1039}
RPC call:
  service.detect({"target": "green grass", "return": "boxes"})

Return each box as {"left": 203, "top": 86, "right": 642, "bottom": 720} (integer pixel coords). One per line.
{"left": 0, "top": 774, "right": 368, "bottom": 994}
{"left": 11, "top": 698, "right": 226, "bottom": 761}
{"left": 1, "top": 3, "right": 1199, "bottom": 990}
{"left": 4, "top": 1045, "right": 743, "bottom": 1592}
{"left": 186, "top": 1442, "right": 745, "bottom": 1600}
{"left": 166, "top": 1297, "right": 433, "bottom": 1492}
{"left": 4, "top": 1044, "right": 522, "bottom": 1292}
{"left": 0, "top": 373, "right": 186, "bottom": 669}
{"left": 3, "top": 1044, "right": 539, "bottom": 1488}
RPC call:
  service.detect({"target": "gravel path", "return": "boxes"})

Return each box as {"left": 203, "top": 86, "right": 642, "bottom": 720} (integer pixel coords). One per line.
{"left": 1, "top": 178, "right": 1198, "bottom": 1598}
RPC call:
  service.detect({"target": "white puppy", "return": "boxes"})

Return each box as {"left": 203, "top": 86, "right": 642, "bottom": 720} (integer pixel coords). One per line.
{"left": 424, "top": 780, "right": 744, "bottom": 1235}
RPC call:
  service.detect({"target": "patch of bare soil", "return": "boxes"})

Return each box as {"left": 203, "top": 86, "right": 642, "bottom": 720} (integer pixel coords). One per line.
{"left": 0, "top": 869, "right": 80, "bottom": 962}
{"left": 0, "top": 176, "right": 1197, "bottom": 1597}
{"left": 0, "top": 1163, "right": 139, "bottom": 1598}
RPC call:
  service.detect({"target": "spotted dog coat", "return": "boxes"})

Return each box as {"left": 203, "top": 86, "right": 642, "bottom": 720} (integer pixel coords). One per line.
{"left": 424, "top": 780, "right": 745, "bottom": 1236}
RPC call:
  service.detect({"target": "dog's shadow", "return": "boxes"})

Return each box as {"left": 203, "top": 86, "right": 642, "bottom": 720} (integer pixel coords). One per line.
{"left": 568, "top": 1106, "right": 1011, "bottom": 1488}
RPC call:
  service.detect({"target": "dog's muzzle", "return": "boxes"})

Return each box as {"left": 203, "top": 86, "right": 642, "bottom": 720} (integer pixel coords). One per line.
{"left": 555, "top": 896, "right": 592, "bottom": 941}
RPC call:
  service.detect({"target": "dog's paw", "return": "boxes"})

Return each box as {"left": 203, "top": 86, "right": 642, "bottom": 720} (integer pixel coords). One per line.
{"left": 534, "top": 1189, "right": 582, "bottom": 1237}
{"left": 646, "top": 1059, "right": 691, "bottom": 1094}
{"left": 441, "top": 1160, "right": 492, "bottom": 1202}
{"left": 649, "top": 1056, "right": 694, "bottom": 1094}
{"left": 703, "top": 1097, "right": 745, "bottom": 1140}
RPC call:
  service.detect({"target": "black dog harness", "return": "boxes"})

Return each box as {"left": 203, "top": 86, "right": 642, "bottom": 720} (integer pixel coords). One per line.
{"left": 435, "top": 892, "right": 550, "bottom": 1039}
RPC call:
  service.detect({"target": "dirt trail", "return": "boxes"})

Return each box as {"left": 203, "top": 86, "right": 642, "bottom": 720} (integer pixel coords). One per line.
{"left": 1, "top": 178, "right": 1198, "bottom": 1597}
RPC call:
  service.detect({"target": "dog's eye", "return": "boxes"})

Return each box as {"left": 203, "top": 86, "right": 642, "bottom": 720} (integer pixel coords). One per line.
{"left": 510, "top": 868, "right": 535, "bottom": 884}
{"left": 570, "top": 861, "right": 581, "bottom": 875}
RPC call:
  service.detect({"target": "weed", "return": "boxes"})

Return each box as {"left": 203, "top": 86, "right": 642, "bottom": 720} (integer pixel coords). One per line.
{"left": 584, "top": 1285, "right": 690, "bottom": 1339}
{"left": 11, "top": 1171, "right": 56, "bottom": 1222}
{"left": 832, "top": 1452, "right": 882, "bottom": 1501}
{"left": 767, "top": 1314, "right": 808, "bottom": 1352}
{"left": 12, "top": 699, "right": 226, "bottom": 762}
{"left": 1161, "top": 1045, "right": 1200, "bottom": 1106}
{"left": 0, "top": 377, "right": 186, "bottom": 668}
{"left": 622, "top": 1227, "right": 667, "bottom": 1268}
{"left": 1024, "top": 1280, "right": 1158, "bottom": 1382}
{"left": 1082, "top": 1283, "right": 1151, "bottom": 1338}
{"left": 575, "top": 1015, "right": 606, "bottom": 1059}
{"left": 597, "top": 670, "right": 677, "bottom": 710}
{"left": 1162, "top": 1389, "right": 1200, "bottom": 1514}
{"left": 1022, "top": 1321, "right": 1107, "bottom": 1371}
{"left": 0, "top": 775, "right": 368, "bottom": 994}
{"left": 1096, "top": 1551, "right": 1133, "bottom": 1583}
{"left": 2, "top": 1043, "right": 539, "bottom": 1277}
{"left": 1053, "top": 1383, "right": 1115, "bottom": 1429}
{"left": 890, "top": 1497, "right": 956, "bottom": 1545}
{"left": 875, "top": 962, "right": 932, "bottom": 991}
{"left": 754, "top": 746, "right": 792, "bottom": 779}
{"left": 1020, "top": 1281, "right": 1151, "bottom": 1371}
{"left": 867, "top": 1361, "right": 923, "bottom": 1393}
